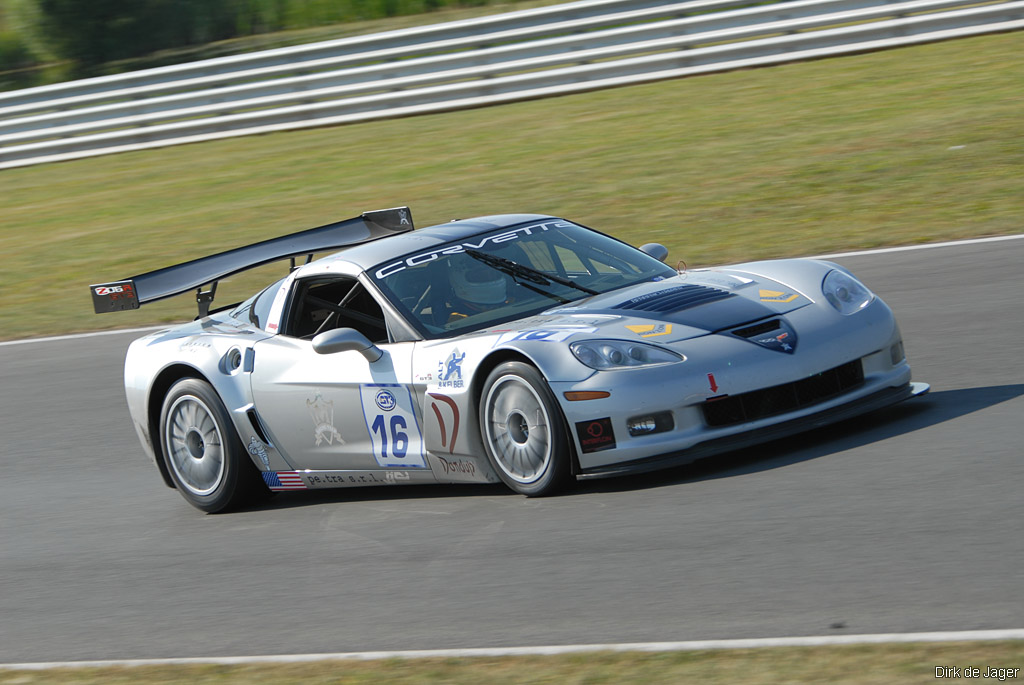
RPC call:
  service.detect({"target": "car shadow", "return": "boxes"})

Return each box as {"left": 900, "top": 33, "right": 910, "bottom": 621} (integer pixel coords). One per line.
{"left": 572, "top": 383, "right": 1024, "bottom": 495}
{"left": 237, "top": 384, "right": 1023, "bottom": 511}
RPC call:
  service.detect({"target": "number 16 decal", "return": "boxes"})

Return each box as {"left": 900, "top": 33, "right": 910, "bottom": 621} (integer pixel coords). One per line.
{"left": 360, "top": 384, "right": 427, "bottom": 468}
{"left": 371, "top": 414, "right": 408, "bottom": 460}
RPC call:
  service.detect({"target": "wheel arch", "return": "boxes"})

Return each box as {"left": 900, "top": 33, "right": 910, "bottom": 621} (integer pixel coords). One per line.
{"left": 472, "top": 349, "right": 581, "bottom": 476}
{"left": 147, "top": 363, "right": 213, "bottom": 489}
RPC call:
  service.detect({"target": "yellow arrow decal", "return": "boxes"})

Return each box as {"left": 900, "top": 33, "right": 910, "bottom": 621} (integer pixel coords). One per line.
{"left": 759, "top": 289, "right": 799, "bottom": 303}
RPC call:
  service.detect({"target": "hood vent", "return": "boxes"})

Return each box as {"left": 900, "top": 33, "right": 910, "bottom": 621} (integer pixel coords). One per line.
{"left": 612, "top": 284, "right": 733, "bottom": 314}
{"left": 729, "top": 317, "right": 797, "bottom": 354}
{"left": 732, "top": 319, "right": 781, "bottom": 338}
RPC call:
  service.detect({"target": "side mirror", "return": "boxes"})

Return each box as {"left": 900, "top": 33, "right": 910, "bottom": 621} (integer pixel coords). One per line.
{"left": 639, "top": 243, "right": 669, "bottom": 262}
{"left": 312, "top": 328, "right": 383, "bottom": 362}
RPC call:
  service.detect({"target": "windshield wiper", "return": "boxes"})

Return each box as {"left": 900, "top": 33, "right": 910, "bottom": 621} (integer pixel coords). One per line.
{"left": 466, "top": 250, "right": 598, "bottom": 296}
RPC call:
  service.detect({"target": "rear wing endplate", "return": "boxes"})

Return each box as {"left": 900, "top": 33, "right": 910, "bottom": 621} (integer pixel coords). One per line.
{"left": 90, "top": 207, "right": 413, "bottom": 316}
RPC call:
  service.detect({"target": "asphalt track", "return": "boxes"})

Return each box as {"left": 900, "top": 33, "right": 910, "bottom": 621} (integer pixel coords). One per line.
{"left": 1, "top": 239, "right": 1022, "bottom": 664}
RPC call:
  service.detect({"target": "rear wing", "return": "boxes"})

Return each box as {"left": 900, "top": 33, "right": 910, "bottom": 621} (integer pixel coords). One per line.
{"left": 90, "top": 207, "right": 413, "bottom": 316}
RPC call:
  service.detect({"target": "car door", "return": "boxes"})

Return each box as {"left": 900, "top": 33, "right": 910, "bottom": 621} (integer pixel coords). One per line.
{"left": 249, "top": 273, "right": 428, "bottom": 473}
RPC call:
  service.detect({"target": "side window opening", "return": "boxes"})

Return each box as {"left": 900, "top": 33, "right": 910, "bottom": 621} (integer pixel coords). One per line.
{"left": 285, "top": 277, "right": 389, "bottom": 344}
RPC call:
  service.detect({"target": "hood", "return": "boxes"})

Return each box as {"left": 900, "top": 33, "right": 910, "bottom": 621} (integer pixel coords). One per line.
{"left": 523, "top": 270, "right": 811, "bottom": 344}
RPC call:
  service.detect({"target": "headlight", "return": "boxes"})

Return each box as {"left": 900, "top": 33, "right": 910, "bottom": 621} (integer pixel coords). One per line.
{"left": 570, "top": 339, "right": 684, "bottom": 370}
{"left": 822, "top": 270, "right": 873, "bottom": 315}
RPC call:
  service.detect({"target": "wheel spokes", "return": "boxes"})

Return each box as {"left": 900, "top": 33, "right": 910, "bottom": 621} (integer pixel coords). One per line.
{"left": 485, "top": 376, "right": 552, "bottom": 484}
{"left": 165, "top": 395, "right": 226, "bottom": 496}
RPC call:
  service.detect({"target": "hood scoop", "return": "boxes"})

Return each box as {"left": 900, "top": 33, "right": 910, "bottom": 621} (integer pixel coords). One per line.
{"left": 731, "top": 318, "right": 797, "bottom": 354}
{"left": 612, "top": 284, "right": 734, "bottom": 313}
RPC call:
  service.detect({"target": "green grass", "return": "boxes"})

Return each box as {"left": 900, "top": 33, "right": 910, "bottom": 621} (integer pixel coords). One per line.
{"left": 1, "top": 641, "right": 1023, "bottom": 684}
{"left": 1, "top": 31, "right": 1021, "bottom": 341}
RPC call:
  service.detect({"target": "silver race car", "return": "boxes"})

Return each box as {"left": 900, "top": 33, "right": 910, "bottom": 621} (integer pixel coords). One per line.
{"left": 92, "top": 207, "right": 928, "bottom": 512}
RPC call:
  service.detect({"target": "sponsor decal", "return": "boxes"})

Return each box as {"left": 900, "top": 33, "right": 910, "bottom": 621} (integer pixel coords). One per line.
{"left": 305, "top": 471, "right": 412, "bottom": 486}
{"left": 307, "top": 391, "right": 345, "bottom": 446}
{"left": 359, "top": 384, "right": 428, "bottom": 468}
{"left": 261, "top": 471, "right": 306, "bottom": 491}
{"left": 437, "top": 348, "right": 466, "bottom": 389}
{"left": 178, "top": 340, "right": 211, "bottom": 352}
{"left": 437, "top": 456, "right": 476, "bottom": 477}
{"left": 91, "top": 280, "right": 140, "bottom": 313}
{"left": 746, "top": 320, "right": 798, "bottom": 354}
{"left": 375, "top": 389, "right": 397, "bottom": 412}
{"left": 94, "top": 284, "right": 130, "bottom": 296}
{"left": 397, "top": 208, "right": 412, "bottom": 226}
{"left": 373, "top": 220, "right": 573, "bottom": 279}
{"left": 575, "top": 417, "right": 616, "bottom": 453}
{"left": 428, "top": 393, "right": 461, "bottom": 454}
{"left": 707, "top": 373, "right": 719, "bottom": 393}
{"left": 759, "top": 289, "right": 799, "bottom": 303}
{"left": 247, "top": 436, "right": 270, "bottom": 468}
{"left": 756, "top": 331, "right": 794, "bottom": 353}
{"left": 492, "top": 327, "right": 596, "bottom": 346}
{"left": 625, "top": 323, "right": 673, "bottom": 338}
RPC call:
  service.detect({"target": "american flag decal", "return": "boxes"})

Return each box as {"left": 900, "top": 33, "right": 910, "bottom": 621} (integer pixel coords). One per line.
{"left": 262, "top": 471, "right": 307, "bottom": 491}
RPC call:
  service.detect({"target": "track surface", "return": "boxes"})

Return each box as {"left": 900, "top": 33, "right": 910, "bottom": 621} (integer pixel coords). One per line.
{"left": 2, "top": 240, "right": 1021, "bottom": 663}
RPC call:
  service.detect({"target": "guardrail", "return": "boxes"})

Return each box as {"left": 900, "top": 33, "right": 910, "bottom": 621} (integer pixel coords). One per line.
{"left": 1, "top": 0, "right": 1021, "bottom": 169}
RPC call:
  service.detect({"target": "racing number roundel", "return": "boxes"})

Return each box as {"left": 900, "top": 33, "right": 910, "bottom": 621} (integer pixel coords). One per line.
{"left": 360, "top": 384, "right": 427, "bottom": 468}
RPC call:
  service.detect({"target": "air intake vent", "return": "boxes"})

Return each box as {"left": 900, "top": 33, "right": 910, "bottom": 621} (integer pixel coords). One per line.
{"left": 613, "top": 284, "right": 733, "bottom": 313}
{"left": 732, "top": 319, "right": 781, "bottom": 338}
{"left": 702, "top": 360, "right": 865, "bottom": 428}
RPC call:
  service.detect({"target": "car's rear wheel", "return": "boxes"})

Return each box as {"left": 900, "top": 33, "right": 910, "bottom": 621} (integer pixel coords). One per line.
{"left": 160, "top": 378, "right": 264, "bottom": 513}
{"left": 479, "top": 361, "right": 572, "bottom": 496}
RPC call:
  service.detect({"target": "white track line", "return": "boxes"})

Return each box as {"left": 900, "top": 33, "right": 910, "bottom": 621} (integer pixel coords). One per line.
{"left": 2, "top": 629, "right": 1023, "bottom": 670}
{"left": 2, "top": 233, "right": 1022, "bottom": 349}
{"left": 0, "top": 325, "right": 165, "bottom": 348}
{"left": 812, "top": 233, "right": 1024, "bottom": 259}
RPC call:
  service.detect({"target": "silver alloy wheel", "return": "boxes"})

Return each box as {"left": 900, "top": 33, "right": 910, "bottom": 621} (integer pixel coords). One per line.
{"left": 483, "top": 374, "right": 552, "bottom": 484}
{"left": 163, "top": 394, "right": 226, "bottom": 496}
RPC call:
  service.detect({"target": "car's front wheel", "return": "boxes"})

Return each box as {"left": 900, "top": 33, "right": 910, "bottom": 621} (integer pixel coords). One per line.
{"left": 159, "top": 378, "right": 264, "bottom": 513}
{"left": 479, "top": 361, "right": 572, "bottom": 496}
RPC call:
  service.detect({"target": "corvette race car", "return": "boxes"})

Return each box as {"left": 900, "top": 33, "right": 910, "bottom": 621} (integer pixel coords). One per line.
{"left": 92, "top": 207, "right": 928, "bottom": 512}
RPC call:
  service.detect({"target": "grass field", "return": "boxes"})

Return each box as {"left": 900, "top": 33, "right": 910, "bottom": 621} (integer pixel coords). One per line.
{"left": 1, "top": 31, "right": 1021, "bottom": 340}
{"left": 2, "top": 641, "right": 1023, "bottom": 683}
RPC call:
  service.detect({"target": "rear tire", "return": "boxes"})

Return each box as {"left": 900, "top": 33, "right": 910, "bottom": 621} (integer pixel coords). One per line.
{"left": 159, "top": 378, "right": 265, "bottom": 513}
{"left": 478, "top": 362, "right": 572, "bottom": 496}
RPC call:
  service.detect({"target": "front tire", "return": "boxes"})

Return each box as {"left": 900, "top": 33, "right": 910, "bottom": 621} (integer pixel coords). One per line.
{"left": 159, "top": 378, "right": 264, "bottom": 513}
{"left": 479, "top": 362, "right": 572, "bottom": 496}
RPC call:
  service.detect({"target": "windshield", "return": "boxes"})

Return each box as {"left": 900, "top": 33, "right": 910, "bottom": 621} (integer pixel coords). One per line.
{"left": 370, "top": 219, "right": 676, "bottom": 338}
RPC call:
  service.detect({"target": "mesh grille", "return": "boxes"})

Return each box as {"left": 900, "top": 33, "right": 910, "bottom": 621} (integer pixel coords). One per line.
{"left": 702, "top": 360, "right": 865, "bottom": 428}
{"left": 612, "top": 284, "right": 733, "bottom": 313}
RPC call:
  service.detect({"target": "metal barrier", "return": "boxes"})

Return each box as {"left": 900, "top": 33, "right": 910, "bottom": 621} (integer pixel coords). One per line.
{"left": 1, "top": 0, "right": 1020, "bottom": 169}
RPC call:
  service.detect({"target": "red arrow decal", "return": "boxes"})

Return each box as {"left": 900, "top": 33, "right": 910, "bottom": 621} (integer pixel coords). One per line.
{"left": 707, "top": 373, "right": 719, "bottom": 393}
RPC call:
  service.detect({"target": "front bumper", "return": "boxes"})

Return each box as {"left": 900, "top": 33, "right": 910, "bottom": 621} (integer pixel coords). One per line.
{"left": 576, "top": 381, "right": 929, "bottom": 479}
{"left": 549, "top": 297, "right": 921, "bottom": 472}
